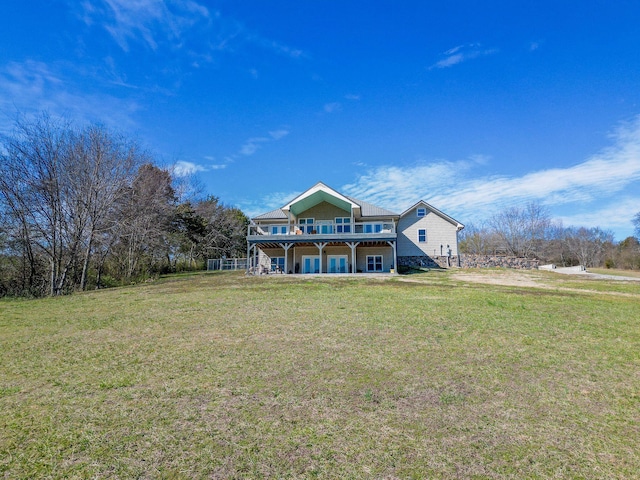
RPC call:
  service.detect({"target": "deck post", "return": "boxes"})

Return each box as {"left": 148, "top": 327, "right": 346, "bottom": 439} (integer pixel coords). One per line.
{"left": 279, "top": 242, "right": 293, "bottom": 274}
{"left": 387, "top": 240, "right": 397, "bottom": 273}
{"left": 313, "top": 242, "right": 328, "bottom": 273}
{"left": 346, "top": 241, "right": 360, "bottom": 273}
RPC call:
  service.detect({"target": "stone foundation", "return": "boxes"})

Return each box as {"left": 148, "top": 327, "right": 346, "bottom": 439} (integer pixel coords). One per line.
{"left": 398, "top": 255, "right": 459, "bottom": 269}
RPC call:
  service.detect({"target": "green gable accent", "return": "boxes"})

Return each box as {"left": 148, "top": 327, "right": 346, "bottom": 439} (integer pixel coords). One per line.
{"left": 288, "top": 190, "right": 353, "bottom": 216}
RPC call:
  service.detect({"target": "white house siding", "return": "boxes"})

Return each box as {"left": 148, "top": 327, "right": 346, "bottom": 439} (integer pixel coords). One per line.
{"left": 397, "top": 207, "right": 459, "bottom": 258}
{"left": 355, "top": 246, "right": 394, "bottom": 273}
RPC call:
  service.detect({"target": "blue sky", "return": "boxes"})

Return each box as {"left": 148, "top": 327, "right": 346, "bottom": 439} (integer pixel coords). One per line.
{"left": 1, "top": 1, "right": 640, "bottom": 239}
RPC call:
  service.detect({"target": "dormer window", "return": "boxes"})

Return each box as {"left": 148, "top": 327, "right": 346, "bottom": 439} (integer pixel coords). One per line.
{"left": 417, "top": 207, "right": 426, "bottom": 217}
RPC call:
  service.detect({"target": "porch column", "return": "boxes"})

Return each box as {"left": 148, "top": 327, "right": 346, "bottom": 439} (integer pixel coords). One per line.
{"left": 387, "top": 240, "right": 397, "bottom": 273}
{"left": 314, "top": 242, "right": 328, "bottom": 273}
{"left": 246, "top": 242, "right": 251, "bottom": 274}
{"left": 278, "top": 242, "right": 293, "bottom": 274}
{"left": 346, "top": 241, "right": 360, "bottom": 273}
{"left": 253, "top": 245, "right": 262, "bottom": 275}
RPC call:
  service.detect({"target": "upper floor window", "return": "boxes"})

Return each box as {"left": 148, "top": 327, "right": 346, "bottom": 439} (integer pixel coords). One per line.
{"left": 299, "top": 218, "right": 315, "bottom": 233}
{"left": 418, "top": 229, "right": 427, "bottom": 242}
{"left": 416, "top": 207, "right": 426, "bottom": 217}
{"left": 271, "top": 226, "right": 287, "bottom": 235}
{"left": 364, "top": 223, "right": 383, "bottom": 234}
{"left": 335, "top": 217, "right": 351, "bottom": 233}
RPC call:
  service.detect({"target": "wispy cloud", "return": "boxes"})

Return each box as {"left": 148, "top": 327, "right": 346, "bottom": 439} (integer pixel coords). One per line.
{"left": 239, "top": 189, "right": 302, "bottom": 218}
{"left": 430, "top": 43, "right": 497, "bottom": 69}
{"left": 172, "top": 158, "right": 228, "bottom": 177}
{"left": 324, "top": 102, "right": 342, "bottom": 114}
{"left": 557, "top": 197, "right": 640, "bottom": 232}
{"left": 76, "top": 0, "right": 305, "bottom": 63}
{"left": 239, "top": 128, "right": 289, "bottom": 156}
{"left": 528, "top": 40, "right": 544, "bottom": 52}
{"left": 341, "top": 117, "right": 640, "bottom": 236}
{"left": 78, "top": 0, "right": 211, "bottom": 52}
{"left": 269, "top": 129, "right": 290, "bottom": 140}
{"left": 173, "top": 160, "right": 207, "bottom": 177}
{"left": 0, "top": 60, "right": 139, "bottom": 133}
{"left": 239, "top": 137, "right": 269, "bottom": 156}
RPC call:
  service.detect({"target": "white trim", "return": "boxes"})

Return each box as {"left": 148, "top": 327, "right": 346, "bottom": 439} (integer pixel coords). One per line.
{"left": 418, "top": 228, "right": 427, "bottom": 243}
{"left": 327, "top": 254, "right": 349, "bottom": 273}
{"left": 282, "top": 182, "right": 359, "bottom": 212}
{"left": 366, "top": 254, "right": 384, "bottom": 272}
{"left": 270, "top": 256, "right": 285, "bottom": 272}
{"left": 416, "top": 207, "right": 426, "bottom": 217}
{"left": 301, "top": 255, "right": 320, "bottom": 274}
{"left": 400, "top": 200, "right": 464, "bottom": 229}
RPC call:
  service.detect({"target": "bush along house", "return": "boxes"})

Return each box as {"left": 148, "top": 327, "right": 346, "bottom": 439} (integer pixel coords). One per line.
{"left": 247, "top": 182, "right": 464, "bottom": 274}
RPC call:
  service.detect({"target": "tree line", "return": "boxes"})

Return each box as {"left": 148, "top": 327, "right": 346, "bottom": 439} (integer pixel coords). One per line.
{"left": 459, "top": 202, "right": 640, "bottom": 269}
{"left": 0, "top": 114, "right": 248, "bottom": 297}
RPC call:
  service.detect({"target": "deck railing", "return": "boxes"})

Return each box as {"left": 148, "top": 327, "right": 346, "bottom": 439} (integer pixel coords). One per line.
{"left": 248, "top": 221, "right": 396, "bottom": 236}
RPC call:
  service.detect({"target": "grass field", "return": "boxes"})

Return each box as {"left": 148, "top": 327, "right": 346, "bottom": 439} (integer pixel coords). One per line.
{"left": 1, "top": 269, "right": 639, "bottom": 478}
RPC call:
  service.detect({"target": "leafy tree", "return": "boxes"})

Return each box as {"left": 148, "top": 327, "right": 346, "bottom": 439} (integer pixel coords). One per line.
{"left": 195, "top": 196, "right": 249, "bottom": 260}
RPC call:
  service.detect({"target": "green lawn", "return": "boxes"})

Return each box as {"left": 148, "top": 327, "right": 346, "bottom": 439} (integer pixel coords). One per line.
{"left": 1, "top": 270, "right": 639, "bottom": 478}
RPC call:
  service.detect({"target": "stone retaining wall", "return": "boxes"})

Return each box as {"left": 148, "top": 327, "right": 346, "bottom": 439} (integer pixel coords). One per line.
{"left": 399, "top": 254, "right": 539, "bottom": 270}
{"left": 460, "top": 254, "right": 539, "bottom": 270}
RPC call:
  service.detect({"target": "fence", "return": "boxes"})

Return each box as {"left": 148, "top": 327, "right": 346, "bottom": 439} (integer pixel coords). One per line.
{"left": 207, "top": 258, "right": 248, "bottom": 271}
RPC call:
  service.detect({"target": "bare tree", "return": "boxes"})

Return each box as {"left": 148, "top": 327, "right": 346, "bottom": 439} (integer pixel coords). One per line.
{"left": 0, "top": 114, "right": 151, "bottom": 295}
{"left": 113, "top": 164, "right": 176, "bottom": 279}
{"left": 0, "top": 114, "right": 72, "bottom": 295}
{"left": 64, "top": 125, "right": 143, "bottom": 289}
{"left": 563, "top": 227, "right": 614, "bottom": 267}
{"left": 459, "top": 222, "right": 500, "bottom": 254}
{"left": 488, "top": 202, "right": 551, "bottom": 258}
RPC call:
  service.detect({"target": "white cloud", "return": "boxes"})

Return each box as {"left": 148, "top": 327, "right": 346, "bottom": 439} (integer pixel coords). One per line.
{"left": 76, "top": 0, "right": 305, "bottom": 64}
{"left": 79, "top": 0, "right": 211, "bottom": 52}
{"left": 0, "top": 60, "right": 139, "bottom": 133}
{"left": 269, "top": 129, "right": 289, "bottom": 140}
{"left": 341, "top": 117, "right": 640, "bottom": 237}
{"left": 557, "top": 197, "right": 639, "bottom": 234}
{"left": 239, "top": 128, "right": 290, "bottom": 156}
{"left": 345, "top": 94, "right": 361, "bottom": 101}
{"left": 239, "top": 137, "right": 269, "bottom": 156}
{"left": 239, "top": 189, "right": 302, "bottom": 218}
{"left": 430, "top": 43, "right": 497, "bottom": 69}
{"left": 173, "top": 160, "right": 207, "bottom": 177}
{"left": 342, "top": 161, "right": 467, "bottom": 212}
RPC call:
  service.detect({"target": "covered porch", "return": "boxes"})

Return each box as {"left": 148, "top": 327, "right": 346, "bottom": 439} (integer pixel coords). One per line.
{"left": 247, "top": 238, "right": 397, "bottom": 275}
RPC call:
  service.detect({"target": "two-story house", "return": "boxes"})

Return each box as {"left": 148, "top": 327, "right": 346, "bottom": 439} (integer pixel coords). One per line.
{"left": 247, "top": 182, "right": 463, "bottom": 274}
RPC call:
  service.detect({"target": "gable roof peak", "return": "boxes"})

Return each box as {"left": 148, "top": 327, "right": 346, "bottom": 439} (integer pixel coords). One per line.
{"left": 401, "top": 200, "right": 464, "bottom": 229}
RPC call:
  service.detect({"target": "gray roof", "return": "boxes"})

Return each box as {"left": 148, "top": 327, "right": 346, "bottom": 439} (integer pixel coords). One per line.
{"left": 346, "top": 196, "right": 398, "bottom": 217}
{"left": 252, "top": 208, "right": 288, "bottom": 220}
{"left": 252, "top": 186, "right": 399, "bottom": 221}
